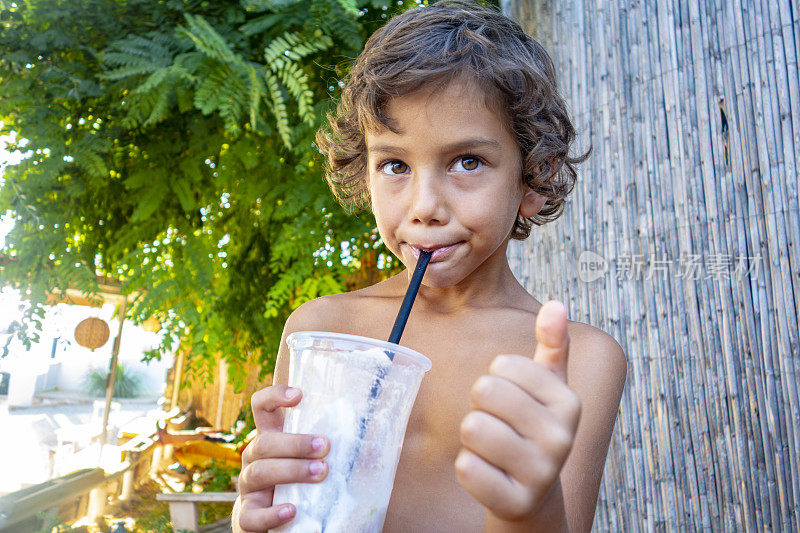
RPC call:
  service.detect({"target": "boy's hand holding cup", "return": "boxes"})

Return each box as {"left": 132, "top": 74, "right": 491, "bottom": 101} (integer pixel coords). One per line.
{"left": 235, "top": 385, "right": 329, "bottom": 532}
{"left": 456, "top": 300, "right": 582, "bottom": 523}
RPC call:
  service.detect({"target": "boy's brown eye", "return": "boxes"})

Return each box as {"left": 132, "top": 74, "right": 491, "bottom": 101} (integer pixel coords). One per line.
{"left": 386, "top": 161, "right": 408, "bottom": 174}
{"left": 461, "top": 157, "right": 480, "bottom": 171}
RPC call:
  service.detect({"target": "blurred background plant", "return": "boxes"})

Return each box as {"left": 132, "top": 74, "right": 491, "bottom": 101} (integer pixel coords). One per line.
{"left": 84, "top": 362, "right": 143, "bottom": 398}
{"left": 191, "top": 458, "right": 239, "bottom": 526}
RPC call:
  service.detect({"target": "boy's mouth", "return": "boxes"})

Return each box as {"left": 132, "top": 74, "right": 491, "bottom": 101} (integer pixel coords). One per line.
{"left": 406, "top": 242, "right": 462, "bottom": 262}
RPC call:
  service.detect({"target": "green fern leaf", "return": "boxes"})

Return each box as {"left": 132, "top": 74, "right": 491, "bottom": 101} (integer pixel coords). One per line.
{"left": 264, "top": 32, "right": 333, "bottom": 66}
{"left": 321, "top": 11, "right": 361, "bottom": 50}
{"left": 246, "top": 64, "right": 265, "bottom": 130}
{"left": 181, "top": 14, "right": 241, "bottom": 64}
{"left": 99, "top": 63, "right": 160, "bottom": 81}
{"left": 133, "top": 68, "right": 171, "bottom": 94}
{"left": 175, "top": 84, "right": 195, "bottom": 113}
{"left": 131, "top": 183, "right": 168, "bottom": 221}
{"left": 336, "top": 0, "right": 359, "bottom": 16}
{"left": 264, "top": 71, "right": 291, "bottom": 147}
{"left": 277, "top": 62, "right": 313, "bottom": 124}
{"left": 172, "top": 52, "right": 204, "bottom": 82}
{"left": 194, "top": 62, "right": 235, "bottom": 116}
{"left": 263, "top": 34, "right": 292, "bottom": 68}
{"left": 239, "top": 14, "right": 282, "bottom": 36}
{"left": 143, "top": 89, "right": 170, "bottom": 126}
{"left": 100, "top": 33, "right": 180, "bottom": 80}
{"left": 171, "top": 178, "right": 196, "bottom": 212}
{"left": 73, "top": 147, "right": 108, "bottom": 180}
{"left": 242, "top": 0, "right": 300, "bottom": 13}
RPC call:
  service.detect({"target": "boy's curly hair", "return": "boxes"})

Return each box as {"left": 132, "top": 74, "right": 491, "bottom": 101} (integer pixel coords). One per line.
{"left": 316, "top": 0, "right": 589, "bottom": 239}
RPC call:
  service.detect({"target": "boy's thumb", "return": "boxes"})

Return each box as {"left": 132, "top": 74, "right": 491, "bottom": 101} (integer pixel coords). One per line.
{"left": 532, "top": 300, "right": 570, "bottom": 381}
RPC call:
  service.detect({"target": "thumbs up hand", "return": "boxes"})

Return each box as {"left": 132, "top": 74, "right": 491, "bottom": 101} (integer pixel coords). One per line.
{"left": 455, "top": 300, "right": 582, "bottom": 523}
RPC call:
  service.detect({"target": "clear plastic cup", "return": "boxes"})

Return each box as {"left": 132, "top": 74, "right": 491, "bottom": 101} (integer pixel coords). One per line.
{"left": 272, "top": 331, "right": 432, "bottom": 533}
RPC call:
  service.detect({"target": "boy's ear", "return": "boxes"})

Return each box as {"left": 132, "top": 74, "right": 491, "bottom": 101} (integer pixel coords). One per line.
{"left": 519, "top": 188, "right": 547, "bottom": 218}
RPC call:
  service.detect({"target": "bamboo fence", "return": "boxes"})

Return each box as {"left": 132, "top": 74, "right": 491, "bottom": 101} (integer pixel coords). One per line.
{"left": 505, "top": 0, "right": 799, "bottom": 530}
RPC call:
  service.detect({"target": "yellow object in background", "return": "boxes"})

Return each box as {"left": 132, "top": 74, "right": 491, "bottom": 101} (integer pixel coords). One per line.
{"left": 173, "top": 440, "right": 241, "bottom": 470}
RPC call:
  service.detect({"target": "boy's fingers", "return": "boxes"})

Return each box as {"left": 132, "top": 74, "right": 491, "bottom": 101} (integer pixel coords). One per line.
{"left": 487, "top": 356, "right": 580, "bottom": 426}
{"left": 237, "top": 499, "right": 296, "bottom": 532}
{"left": 251, "top": 385, "right": 302, "bottom": 431}
{"left": 459, "top": 410, "right": 534, "bottom": 482}
{"left": 239, "top": 458, "right": 329, "bottom": 493}
{"left": 455, "top": 449, "right": 528, "bottom": 521}
{"left": 241, "top": 432, "right": 329, "bottom": 464}
{"left": 532, "top": 300, "right": 570, "bottom": 381}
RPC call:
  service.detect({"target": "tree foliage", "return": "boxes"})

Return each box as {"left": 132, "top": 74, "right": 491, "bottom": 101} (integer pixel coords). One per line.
{"left": 0, "top": 0, "right": 416, "bottom": 387}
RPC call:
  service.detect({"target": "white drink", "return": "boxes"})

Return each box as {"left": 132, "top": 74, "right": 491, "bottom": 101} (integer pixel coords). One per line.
{"left": 272, "top": 332, "right": 431, "bottom": 533}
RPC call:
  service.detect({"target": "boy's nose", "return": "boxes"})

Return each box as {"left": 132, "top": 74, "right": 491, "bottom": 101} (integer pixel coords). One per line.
{"left": 407, "top": 172, "right": 448, "bottom": 225}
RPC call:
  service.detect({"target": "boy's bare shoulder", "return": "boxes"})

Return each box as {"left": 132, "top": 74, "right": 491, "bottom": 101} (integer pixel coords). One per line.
{"left": 283, "top": 278, "right": 402, "bottom": 337}
{"left": 566, "top": 320, "right": 626, "bottom": 356}
{"left": 565, "top": 319, "right": 628, "bottom": 386}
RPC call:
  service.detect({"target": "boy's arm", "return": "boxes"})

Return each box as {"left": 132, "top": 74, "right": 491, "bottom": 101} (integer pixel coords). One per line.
{"left": 482, "top": 325, "right": 627, "bottom": 533}
{"left": 466, "top": 316, "right": 627, "bottom": 533}
{"left": 557, "top": 326, "right": 627, "bottom": 531}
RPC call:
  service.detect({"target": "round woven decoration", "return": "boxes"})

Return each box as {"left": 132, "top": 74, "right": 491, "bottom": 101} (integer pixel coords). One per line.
{"left": 74, "top": 317, "right": 110, "bottom": 350}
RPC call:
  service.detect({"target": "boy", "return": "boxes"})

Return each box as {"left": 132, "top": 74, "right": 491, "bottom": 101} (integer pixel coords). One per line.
{"left": 234, "top": 1, "right": 627, "bottom": 531}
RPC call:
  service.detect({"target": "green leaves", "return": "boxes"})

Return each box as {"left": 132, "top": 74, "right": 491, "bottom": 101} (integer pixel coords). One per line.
{"left": 262, "top": 31, "right": 333, "bottom": 130}
{"left": 100, "top": 33, "right": 181, "bottom": 80}
{"left": 336, "top": 0, "right": 360, "bottom": 17}
{"left": 172, "top": 13, "right": 333, "bottom": 146}
{"left": 193, "top": 61, "right": 249, "bottom": 133}
{"left": 171, "top": 178, "right": 196, "bottom": 213}
{"left": 130, "top": 183, "right": 168, "bottom": 222}
{"left": 180, "top": 14, "right": 242, "bottom": 64}
{"left": 240, "top": 14, "right": 282, "bottom": 36}
{"left": 263, "top": 31, "right": 333, "bottom": 66}
{"left": 0, "top": 0, "right": 419, "bottom": 386}
{"left": 263, "top": 69, "right": 290, "bottom": 146}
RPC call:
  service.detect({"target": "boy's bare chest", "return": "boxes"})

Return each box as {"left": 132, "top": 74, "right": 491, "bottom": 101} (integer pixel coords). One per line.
{"left": 401, "top": 324, "right": 536, "bottom": 446}
{"left": 349, "top": 313, "right": 537, "bottom": 438}
{"left": 348, "top": 311, "right": 538, "bottom": 448}
{"left": 344, "top": 312, "right": 538, "bottom": 530}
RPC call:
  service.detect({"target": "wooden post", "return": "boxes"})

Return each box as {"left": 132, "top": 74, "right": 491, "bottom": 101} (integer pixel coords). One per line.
{"left": 99, "top": 297, "right": 126, "bottom": 458}
{"left": 87, "top": 485, "right": 107, "bottom": 524}
{"left": 119, "top": 469, "right": 134, "bottom": 501}
{"left": 170, "top": 348, "right": 187, "bottom": 411}
{"left": 166, "top": 501, "right": 199, "bottom": 532}
{"left": 163, "top": 443, "right": 174, "bottom": 464}
{"left": 503, "top": 0, "right": 553, "bottom": 46}
{"left": 214, "top": 357, "right": 228, "bottom": 430}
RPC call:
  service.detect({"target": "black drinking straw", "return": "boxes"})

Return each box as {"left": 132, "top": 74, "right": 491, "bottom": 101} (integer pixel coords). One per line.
{"left": 316, "top": 252, "right": 434, "bottom": 531}
{"left": 360, "top": 249, "right": 431, "bottom": 435}
{"left": 334, "top": 251, "right": 432, "bottom": 511}
{"left": 387, "top": 250, "right": 433, "bottom": 346}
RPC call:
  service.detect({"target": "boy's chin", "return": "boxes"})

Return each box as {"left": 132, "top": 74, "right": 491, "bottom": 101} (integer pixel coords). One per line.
{"left": 414, "top": 266, "right": 463, "bottom": 289}
{"left": 420, "top": 278, "right": 459, "bottom": 289}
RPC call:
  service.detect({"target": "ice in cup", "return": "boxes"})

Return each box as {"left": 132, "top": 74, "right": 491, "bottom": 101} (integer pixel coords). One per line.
{"left": 272, "top": 331, "right": 432, "bottom": 532}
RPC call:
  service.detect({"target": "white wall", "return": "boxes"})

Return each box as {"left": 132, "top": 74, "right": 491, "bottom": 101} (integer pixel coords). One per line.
{"left": 1, "top": 298, "right": 174, "bottom": 400}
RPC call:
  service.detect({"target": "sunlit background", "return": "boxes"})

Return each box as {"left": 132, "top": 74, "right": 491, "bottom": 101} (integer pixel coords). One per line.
{"left": 0, "top": 129, "right": 173, "bottom": 495}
